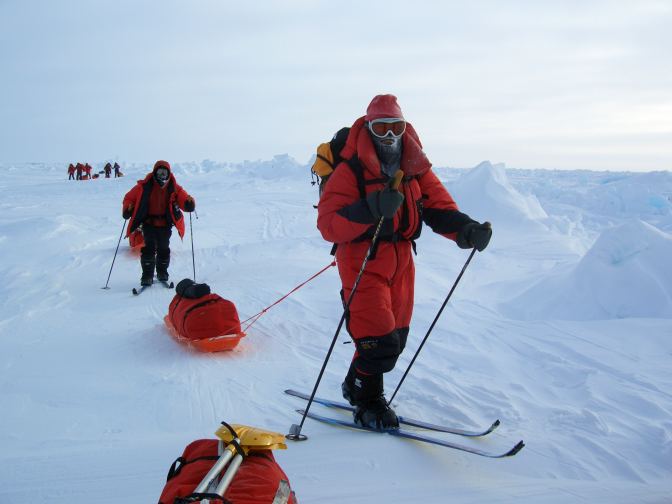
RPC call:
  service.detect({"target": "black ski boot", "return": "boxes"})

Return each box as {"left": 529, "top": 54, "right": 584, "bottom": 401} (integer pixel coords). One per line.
{"left": 156, "top": 253, "right": 170, "bottom": 283}
{"left": 140, "top": 255, "right": 156, "bottom": 287}
{"left": 354, "top": 397, "right": 399, "bottom": 431}
{"left": 341, "top": 365, "right": 399, "bottom": 431}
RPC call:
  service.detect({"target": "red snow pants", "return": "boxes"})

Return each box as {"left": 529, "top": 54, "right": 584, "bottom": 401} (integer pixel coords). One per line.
{"left": 336, "top": 239, "right": 414, "bottom": 375}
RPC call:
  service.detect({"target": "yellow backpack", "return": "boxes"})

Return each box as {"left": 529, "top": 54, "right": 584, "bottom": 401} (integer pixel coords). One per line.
{"left": 310, "top": 127, "right": 350, "bottom": 196}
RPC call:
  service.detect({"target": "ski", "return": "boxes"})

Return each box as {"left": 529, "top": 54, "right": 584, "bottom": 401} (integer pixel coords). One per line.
{"left": 285, "top": 389, "right": 499, "bottom": 437}
{"left": 132, "top": 285, "right": 150, "bottom": 295}
{"left": 296, "top": 409, "right": 524, "bottom": 459}
{"left": 132, "top": 280, "right": 173, "bottom": 295}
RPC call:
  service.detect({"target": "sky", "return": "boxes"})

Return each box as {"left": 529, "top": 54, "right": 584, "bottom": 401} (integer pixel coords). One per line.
{"left": 1, "top": 0, "right": 670, "bottom": 171}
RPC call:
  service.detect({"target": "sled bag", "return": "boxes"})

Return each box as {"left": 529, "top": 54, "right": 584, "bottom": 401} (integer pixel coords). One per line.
{"left": 167, "top": 291, "right": 241, "bottom": 342}
{"left": 158, "top": 439, "right": 298, "bottom": 504}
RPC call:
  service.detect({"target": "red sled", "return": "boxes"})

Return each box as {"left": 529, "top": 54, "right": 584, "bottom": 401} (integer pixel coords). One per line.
{"left": 165, "top": 283, "right": 245, "bottom": 352}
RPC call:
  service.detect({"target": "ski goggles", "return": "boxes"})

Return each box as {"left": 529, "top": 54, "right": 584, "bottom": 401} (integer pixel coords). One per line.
{"left": 368, "top": 118, "right": 406, "bottom": 138}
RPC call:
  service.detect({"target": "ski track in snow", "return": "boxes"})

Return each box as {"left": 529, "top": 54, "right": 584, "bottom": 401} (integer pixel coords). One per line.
{"left": 0, "top": 162, "right": 671, "bottom": 503}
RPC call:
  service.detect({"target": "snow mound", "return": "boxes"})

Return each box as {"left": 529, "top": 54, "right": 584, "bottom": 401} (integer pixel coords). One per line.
{"left": 170, "top": 155, "right": 306, "bottom": 180}
{"left": 448, "top": 161, "right": 548, "bottom": 228}
{"left": 503, "top": 219, "right": 672, "bottom": 320}
{"left": 591, "top": 171, "right": 672, "bottom": 218}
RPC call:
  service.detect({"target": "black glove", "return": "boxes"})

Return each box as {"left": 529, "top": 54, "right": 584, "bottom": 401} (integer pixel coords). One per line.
{"left": 122, "top": 206, "right": 133, "bottom": 220}
{"left": 366, "top": 188, "right": 404, "bottom": 220}
{"left": 457, "top": 221, "right": 492, "bottom": 251}
{"left": 184, "top": 198, "right": 195, "bottom": 212}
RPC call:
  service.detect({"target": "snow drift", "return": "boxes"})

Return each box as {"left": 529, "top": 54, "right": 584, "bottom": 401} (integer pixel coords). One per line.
{"left": 503, "top": 219, "right": 672, "bottom": 320}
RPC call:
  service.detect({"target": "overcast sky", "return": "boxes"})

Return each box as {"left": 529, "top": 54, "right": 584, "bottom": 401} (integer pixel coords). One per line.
{"left": 1, "top": 0, "right": 670, "bottom": 171}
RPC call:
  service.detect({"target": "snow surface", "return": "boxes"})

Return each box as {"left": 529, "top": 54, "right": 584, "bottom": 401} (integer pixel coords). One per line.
{"left": 0, "top": 160, "right": 671, "bottom": 503}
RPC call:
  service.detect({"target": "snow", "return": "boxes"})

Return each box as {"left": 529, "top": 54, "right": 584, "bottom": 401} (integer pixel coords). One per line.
{"left": 0, "top": 160, "right": 671, "bottom": 503}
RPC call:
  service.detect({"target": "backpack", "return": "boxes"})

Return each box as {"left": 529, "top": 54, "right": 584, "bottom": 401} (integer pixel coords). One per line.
{"left": 164, "top": 279, "right": 245, "bottom": 352}
{"left": 158, "top": 438, "right": 298, "bottom": 504}
{"left": 310, "top": 126, "right": 350, "bottom": 197}
{"left": 311, "top": 126, "right": 401, "bottom": 256}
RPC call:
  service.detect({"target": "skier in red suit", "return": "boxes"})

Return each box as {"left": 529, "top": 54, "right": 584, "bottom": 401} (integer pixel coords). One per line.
{"left": 122, "top": 160, "right": 195, "bottom": 286}
{"left": 317, "top": 94, "right": 492, "bottom": 430}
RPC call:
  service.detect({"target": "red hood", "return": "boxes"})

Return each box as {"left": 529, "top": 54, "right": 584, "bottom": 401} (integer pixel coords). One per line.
{"left": 137, "top": 161, "right": 175, "bottom": 185}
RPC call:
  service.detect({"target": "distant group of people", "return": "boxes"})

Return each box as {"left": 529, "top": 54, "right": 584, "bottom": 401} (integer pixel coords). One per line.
{"left": 68, "top": 163, "right": 92, "bottom": 180}
{"left": 68, "top": 162, "right": 122, "bottom": 180}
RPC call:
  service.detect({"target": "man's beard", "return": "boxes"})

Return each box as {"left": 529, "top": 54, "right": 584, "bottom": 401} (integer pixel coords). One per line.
{"left": 373, "top": 136, "right": 402, "bottom": 176}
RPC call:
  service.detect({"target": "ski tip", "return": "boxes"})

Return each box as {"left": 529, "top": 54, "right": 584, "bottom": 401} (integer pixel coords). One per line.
{"left": 505, "top": 440, "right": 525, "bottom": 457}
{"left": 485, "top": 419, "right": 501, "bottom": 434}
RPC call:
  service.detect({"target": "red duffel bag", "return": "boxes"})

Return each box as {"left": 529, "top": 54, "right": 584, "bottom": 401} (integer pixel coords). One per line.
{"left": 164, "top": 279, "right": 245, "bottom": 352}
{"left": 158, "top": 438, "right": 298, "bottom": 504}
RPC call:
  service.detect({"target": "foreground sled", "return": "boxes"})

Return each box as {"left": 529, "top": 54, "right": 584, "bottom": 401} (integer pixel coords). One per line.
{"left": 158, "top": 422, "right": 297, "bottom": 504}
{"left": 164, "top": 279, "right": 246, "bottom": 352}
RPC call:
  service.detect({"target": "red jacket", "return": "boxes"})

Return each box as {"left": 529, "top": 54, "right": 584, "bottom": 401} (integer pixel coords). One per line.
{"left": 123, "top": 165, "right": 193, "bottom": 239}
{"left": 317, "top": 117, "right": 473, "bottom": 247}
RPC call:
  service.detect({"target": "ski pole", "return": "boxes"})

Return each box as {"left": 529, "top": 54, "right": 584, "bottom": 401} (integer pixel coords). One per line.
{"left": 287, "top": 170, "right": 404, "bottom": 441}
{"left": 102, "top": 220, "right": 127, "bottom": 289}
{"left": 189, "top": 211, "right": 196, "bottom": 282}
{"left": 388, "top": 247, "right": 477, "bottom": 404}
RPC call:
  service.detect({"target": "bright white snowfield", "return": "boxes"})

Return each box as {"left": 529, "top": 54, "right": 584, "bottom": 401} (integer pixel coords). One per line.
{"left": 1, "top": 159, "right": 671, "bottom": 504}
